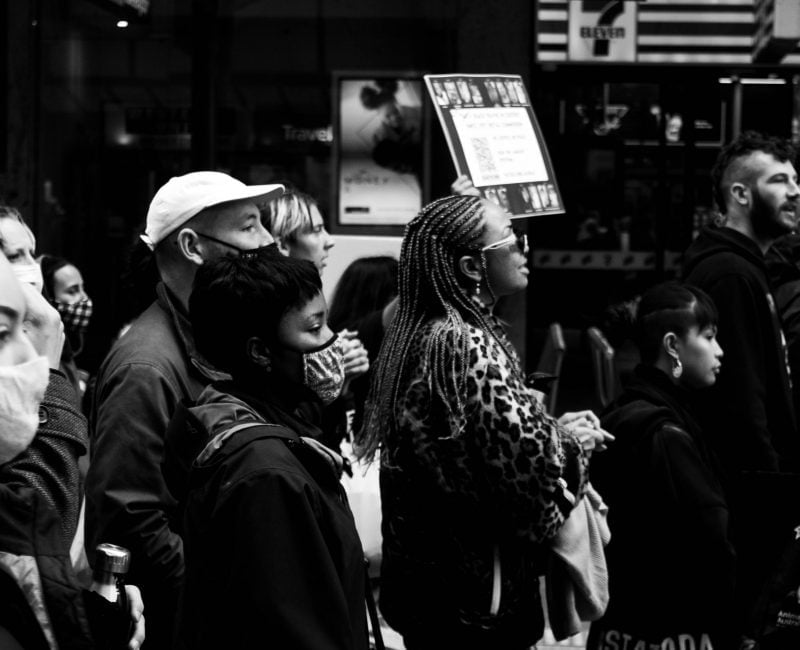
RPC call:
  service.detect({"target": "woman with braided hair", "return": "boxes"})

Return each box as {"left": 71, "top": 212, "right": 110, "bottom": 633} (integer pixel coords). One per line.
{"left": 356, "top": 195, "right": 611, "bottom": 649}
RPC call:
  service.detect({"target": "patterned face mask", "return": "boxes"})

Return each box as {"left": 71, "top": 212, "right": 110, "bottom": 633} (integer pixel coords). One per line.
{"left": 56, "top": 296, "right": 93, "bottom": 337}
{"left": 302, "top": 333, "right": 346, "bottom": 406}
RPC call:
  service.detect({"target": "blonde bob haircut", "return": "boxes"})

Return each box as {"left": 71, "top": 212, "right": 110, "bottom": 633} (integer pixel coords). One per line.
{"left": 263, "top": 190, "right": 319, "bottom": 244}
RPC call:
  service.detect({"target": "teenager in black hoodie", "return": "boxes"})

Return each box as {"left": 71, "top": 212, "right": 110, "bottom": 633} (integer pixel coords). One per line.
{"left": 682, "top": 131, "right": 800, "bottom": 645}
{"left": 588, "top": 282, "right": 734, "bottom": 650}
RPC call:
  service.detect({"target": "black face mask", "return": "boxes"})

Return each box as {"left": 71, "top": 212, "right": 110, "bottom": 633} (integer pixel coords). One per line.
{"left": 195, "top": 232, "right": 280, "bottom": 259}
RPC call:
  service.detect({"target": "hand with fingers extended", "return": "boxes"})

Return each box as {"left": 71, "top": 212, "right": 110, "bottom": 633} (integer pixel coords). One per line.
{"left": 557, "top": 409, "right": 615, "bottom": 453}
{"left": 451, "top": 174, "right": 481, "bottom": 197}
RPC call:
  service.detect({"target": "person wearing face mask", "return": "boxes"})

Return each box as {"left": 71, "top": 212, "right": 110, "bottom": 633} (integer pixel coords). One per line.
{"left": 39, "top": 254, "right": 94, "bottom": 405}
{"left": 162, "top": 252, "right": 368, "bottom": 650}
{"left": 85, "top": 171, "right": 283, "bottom": 650}
{"left": 40, "top": 255, "right": 92, "bottom": 356}
{"left": 0, "top": 206, "right": 43, "bottom": 292}
{"left": 0, "top": 252, "right": 146, "bottom": 650}
{"left": 0, "top": 208, "right": 92, "bottom": 413}
{"left": 264, "top": 189, "right": 369, "bottom": 450}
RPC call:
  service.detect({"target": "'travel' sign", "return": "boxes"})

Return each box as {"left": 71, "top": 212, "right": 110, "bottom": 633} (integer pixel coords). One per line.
{"left": 568, "top": 1, "right": 638, "bottom": 62}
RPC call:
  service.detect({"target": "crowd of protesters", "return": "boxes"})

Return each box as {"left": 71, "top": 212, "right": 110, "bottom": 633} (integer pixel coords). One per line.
{"left": 0, "top": 129, "right": 799, "bottom": 650}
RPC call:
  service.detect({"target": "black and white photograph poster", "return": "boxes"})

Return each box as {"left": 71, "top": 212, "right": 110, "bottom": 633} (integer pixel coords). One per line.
{"left": 333, "top": 73, "right": 428, "bottom": 229}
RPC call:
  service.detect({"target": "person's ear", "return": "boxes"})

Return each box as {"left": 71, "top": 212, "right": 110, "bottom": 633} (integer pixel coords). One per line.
{"left": 275, "top": 237, "right": 291, "bottom": 257}
{"left": 730, "top": 182, "right": 749, "bottom": 207}
{"left": 457, "top": 253, "right": 482, "bottom": 284}
{"left": 176, "top": 228, "right": 205, "bottom": 266}
{"left": 662, "top": 331, "right": 680, "bottom": 363}
{"left": 246, "top": 336, "right": 272, "bottom": 372}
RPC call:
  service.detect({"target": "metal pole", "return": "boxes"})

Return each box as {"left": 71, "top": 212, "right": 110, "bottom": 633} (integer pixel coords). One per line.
{"left": 732, "top": 75, "right": 742, "bottom": 139}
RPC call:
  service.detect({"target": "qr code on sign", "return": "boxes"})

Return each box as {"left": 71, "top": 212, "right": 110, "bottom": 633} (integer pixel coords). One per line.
{"left": 471, "top": 138, "right": 496, "bottom": 175}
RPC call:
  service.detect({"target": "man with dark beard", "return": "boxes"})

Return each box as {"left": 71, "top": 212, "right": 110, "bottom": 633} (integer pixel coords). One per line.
{"left": 682, "top": 131, "right": 800, "bottom": 648}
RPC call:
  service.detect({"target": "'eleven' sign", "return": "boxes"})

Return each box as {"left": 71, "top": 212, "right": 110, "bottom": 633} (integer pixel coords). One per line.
{"left": 568, "top": 1, "right": 638, "bottom": 62}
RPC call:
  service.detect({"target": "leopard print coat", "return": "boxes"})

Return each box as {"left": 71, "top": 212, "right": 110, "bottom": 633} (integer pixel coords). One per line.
{"left": 378, "top": 312, "right": 588, "bottom": 645}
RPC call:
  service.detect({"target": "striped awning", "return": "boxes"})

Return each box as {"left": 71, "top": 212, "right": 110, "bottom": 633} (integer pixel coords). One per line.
{"left": 536, "top": 0, "right": 800, "bottom": 65}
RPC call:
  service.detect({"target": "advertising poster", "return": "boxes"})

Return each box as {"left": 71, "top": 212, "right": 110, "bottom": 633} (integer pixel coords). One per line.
{"left": 424, "top": 73, "right": 564, "bottom": 218}
{"left": 333, "top": 73, "right": 428, "bottom": 230}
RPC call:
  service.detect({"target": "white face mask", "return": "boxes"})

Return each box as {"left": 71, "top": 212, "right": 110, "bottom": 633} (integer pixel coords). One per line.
{"left": 12, "top": 263, "right": 44, "bottom": 293}
{"left": 0, "top": 356, "right": 50, "bottom": 464}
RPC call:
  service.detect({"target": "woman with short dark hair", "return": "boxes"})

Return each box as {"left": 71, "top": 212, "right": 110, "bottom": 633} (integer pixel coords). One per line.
{"left": 588, "top": 281, "right": 734, "bottom": 649}
{"left": 165, "top": 251, "right": 368, "bottom": 650}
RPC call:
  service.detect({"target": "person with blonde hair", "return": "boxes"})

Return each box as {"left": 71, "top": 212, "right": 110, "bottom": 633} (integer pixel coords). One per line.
{"left": 264, "top": 190, "right": 335, "bottom": 273}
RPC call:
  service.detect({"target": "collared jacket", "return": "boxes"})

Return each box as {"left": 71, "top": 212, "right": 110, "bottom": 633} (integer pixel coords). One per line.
{"left": 163, "top": 379, "right": 368, "bottom": 650}
{"left": 0, "top": 370, "right": 93, "bottom": 649}
{"left": 85, "top": 282, "right": 228, "bottom": 649}
{"left": 377, "top": 310, "right": 588, "bottom": 648}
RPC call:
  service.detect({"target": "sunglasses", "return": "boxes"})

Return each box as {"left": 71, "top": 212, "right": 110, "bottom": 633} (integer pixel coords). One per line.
{"left": 480, "top": 229, "right": 529, "bottom": 255}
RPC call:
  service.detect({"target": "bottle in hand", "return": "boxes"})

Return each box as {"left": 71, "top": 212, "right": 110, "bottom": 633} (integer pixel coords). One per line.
{"left": 86, "top": 543, "right": 133, "bottom": 650}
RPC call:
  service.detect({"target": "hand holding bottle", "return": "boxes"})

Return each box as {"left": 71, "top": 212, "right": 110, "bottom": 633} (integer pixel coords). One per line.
{"left": 86, "top": 544, "right": 145, "bottom": 650}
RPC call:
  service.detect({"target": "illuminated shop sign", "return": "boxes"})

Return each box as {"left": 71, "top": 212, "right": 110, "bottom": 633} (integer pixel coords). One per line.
{"left": 568, "top": 1, "right": 639, "bottom": 62}
{"left": 540, "top": 0, "right": 780, "bottom": 65}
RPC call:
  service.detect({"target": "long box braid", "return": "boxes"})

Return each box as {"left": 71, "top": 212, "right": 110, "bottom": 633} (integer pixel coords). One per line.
{"left": 356, "top": 195, "right": 518, "bottom": 462}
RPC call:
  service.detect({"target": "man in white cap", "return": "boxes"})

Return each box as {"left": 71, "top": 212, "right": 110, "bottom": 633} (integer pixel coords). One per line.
{"left": 85, "top": 171, "right": 283, "bottom": 650}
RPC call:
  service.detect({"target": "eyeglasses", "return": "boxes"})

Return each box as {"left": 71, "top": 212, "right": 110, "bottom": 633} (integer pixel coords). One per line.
{"left": 480, "top": 229, "right": 529, "bottom": 255}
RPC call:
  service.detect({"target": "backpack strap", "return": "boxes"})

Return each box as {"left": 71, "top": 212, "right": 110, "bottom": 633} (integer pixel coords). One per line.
{"left": 196, "top": 422, "right": 296, "bottom": 464}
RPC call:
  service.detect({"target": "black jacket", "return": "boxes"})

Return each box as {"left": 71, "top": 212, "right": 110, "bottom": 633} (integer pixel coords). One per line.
{"left": 86, "top": 283, "right": 229, "bottom": 649}
{"left": 589, "top": 365, "right": 735, "bottom": 646}
{"left": 164, "top": 380, "right": 368, "bottom": 650}
{"left": 766, "top": 233, "right": 800, "bottom": 421}
{"left": 682, "top": 226, "right": 798, "bottom": 475}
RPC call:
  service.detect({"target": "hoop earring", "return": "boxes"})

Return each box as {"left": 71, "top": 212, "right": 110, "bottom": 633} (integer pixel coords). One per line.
{"left": 672, "top": 357, "right": 682, "bottom": 379}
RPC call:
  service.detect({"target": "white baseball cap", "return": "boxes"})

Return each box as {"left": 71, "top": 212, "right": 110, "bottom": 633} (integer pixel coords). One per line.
{"left": 140, "top": 171, "right": 284, "bottom": 250}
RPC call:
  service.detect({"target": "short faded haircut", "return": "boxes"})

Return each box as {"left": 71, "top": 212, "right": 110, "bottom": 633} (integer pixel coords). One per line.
{"left": 712, "top": 131, "right": 796, "bottom": 215}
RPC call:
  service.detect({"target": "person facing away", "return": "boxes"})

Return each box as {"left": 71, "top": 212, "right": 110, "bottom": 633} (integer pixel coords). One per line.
{"left": 85, "top": 171, "right": 283, "bottom": 649}
{"left": 0, "top": 251, "right": 146, "bottom": 650}
{"left": 355, "top": 195, "right": 610, "bottom": 650}
{"left": 163, "top": 252, "right": 367, "bottom": 650}
{"left": 681, "top": 130, "right": 800, "bottom": 644}
{"left": 587, "top": 281, "right": 735, "bottom": 650}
